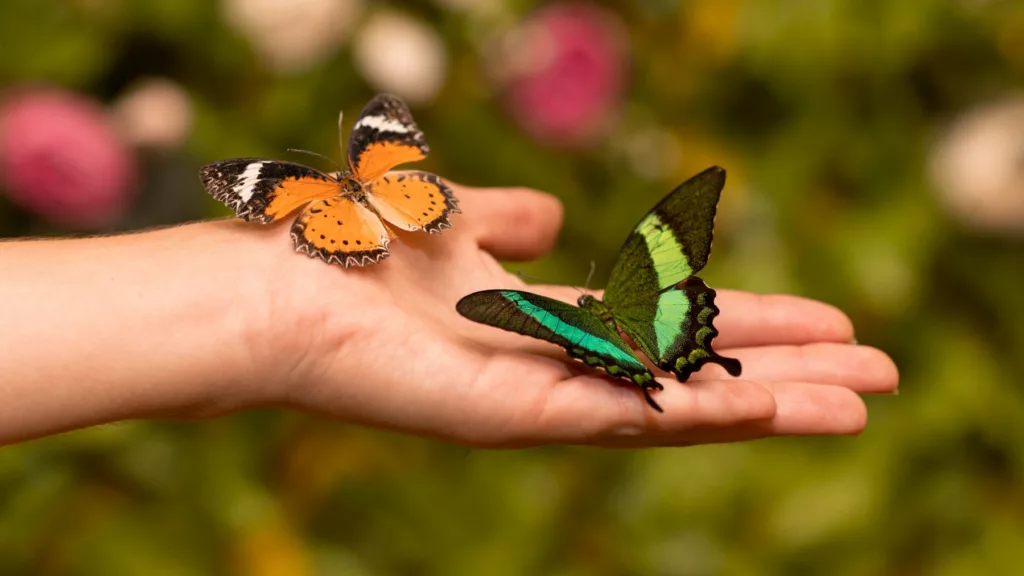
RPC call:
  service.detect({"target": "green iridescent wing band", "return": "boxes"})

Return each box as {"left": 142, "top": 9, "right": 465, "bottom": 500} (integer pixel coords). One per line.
{"left": 611, "top": 277, "right": 742, "bottom": 381}
{"left": 456, "top": 289, "right": 664, "bottom": 411}
{"left": 604, "top": 166, "right": 726, "bottom": 307}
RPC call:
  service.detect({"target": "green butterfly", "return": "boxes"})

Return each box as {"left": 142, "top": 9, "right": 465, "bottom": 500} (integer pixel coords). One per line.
{"left": 456, "top": 166, "right": 742, "bottom": 412}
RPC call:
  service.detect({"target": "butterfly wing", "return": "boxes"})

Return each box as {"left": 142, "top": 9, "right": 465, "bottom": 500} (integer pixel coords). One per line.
{"left": 457, "top": 290, "right": 663, "bottom": 411}
{"left": 200, "top": 159, "right": 339, "bottom": 223}
{"left": 611, "top": 277, "right": 741, "bottom": 381}
{"left": 291, "top": 197, "right": 391, "bottom": 267}
{"left": 604, "top": 166, "right": 727, "bottom": 306}
{"left": 601, "top": 166, "right": 738, "bottom": 380}
{"left": 347, "top": 94, "right": 429, "bottom": 182}
{"left": 364, "top": 171, "right": 460, "bottom": 233}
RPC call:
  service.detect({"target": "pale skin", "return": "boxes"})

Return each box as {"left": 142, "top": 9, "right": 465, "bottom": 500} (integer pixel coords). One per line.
{"left": 0, "top": 179, "right": 898, "bottom": 448}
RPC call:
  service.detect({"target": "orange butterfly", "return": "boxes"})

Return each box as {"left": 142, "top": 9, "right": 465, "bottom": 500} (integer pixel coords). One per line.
{"left": 199, "top": 94, "right": 460, "bottom": 267}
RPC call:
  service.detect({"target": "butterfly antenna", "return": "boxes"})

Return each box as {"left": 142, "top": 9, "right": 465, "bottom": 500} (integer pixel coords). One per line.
{"left": 514, "top": 270, "right": 551, "bottom": 283}
{"left": 584, "top": 260, "right": 597, "bottom": 293}
{"left": 285, "top": 148, "right": 343, "bottom": 171}
{"left": 515, "top": 271, "right": 584, "bottom": 296}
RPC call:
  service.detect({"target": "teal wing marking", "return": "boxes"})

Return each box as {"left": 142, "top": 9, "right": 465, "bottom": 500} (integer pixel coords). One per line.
{"left": 611, "top": 278, "right": 742, "bottom": 381}
{"left": 456, "top": 290, "right": 664, "bottom": 411}
{"left": 604, "top": 166, "right": 726, "bottom": 306}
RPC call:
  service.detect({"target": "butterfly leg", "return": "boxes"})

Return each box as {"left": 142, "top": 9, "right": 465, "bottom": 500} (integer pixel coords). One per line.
{"left": 630, "top": 373, "right": 663, "bottom": 412}
{"left": 642, "top": 383, "right": 664, "bottom": 413}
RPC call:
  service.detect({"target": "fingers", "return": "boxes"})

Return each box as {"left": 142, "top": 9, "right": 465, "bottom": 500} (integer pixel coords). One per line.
{"left": 448, "top": 182, "right": 564, "bottom": 261}
{"left": 484, "top": 360, "right": 871, "bottom": 448}
{"left": 599, "top": 382, "right": 868, "bottom": 448}
{"left": 531, "top": 285, "right": 855, "bottom": 348}
{"left": 553, "top": 379, "right": 866, "bottom": 448}
{"left": 696, "top": 343, "right": 899, "bottom": 394}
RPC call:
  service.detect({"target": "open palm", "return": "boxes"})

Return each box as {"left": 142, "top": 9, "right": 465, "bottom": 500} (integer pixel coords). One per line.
{"left": 261, "top": 178, "right": 898, "bottom": 448}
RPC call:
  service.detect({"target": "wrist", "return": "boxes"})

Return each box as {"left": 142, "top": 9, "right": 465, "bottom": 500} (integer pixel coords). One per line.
{"left": 156, "top": 219, "right": 287, "bottom": 417}
{"left": 210, "top": 218, "right": 369, "bottom": 415}
{"left": 158, "top": 217, "right": 343, "bottom": 418}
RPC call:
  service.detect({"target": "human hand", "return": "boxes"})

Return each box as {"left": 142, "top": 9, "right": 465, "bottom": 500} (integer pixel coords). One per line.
{"left": 250, "top": 177, "right": 899, "bottom": 448}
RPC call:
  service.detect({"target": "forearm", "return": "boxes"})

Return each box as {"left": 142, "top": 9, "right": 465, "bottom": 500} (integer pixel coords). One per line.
{"left": 0, "top": 220, "right": 276, "bottom": 445}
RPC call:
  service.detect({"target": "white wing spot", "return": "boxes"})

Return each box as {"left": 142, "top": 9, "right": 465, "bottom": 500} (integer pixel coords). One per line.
{"left": 235, "top": 161, "right": 265, "bottom": 203}
{"left": 353, "top": 115, "right": 410, "bottom": 134}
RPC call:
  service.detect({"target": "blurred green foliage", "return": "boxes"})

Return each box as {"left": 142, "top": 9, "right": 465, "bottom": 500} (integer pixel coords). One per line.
{"left": 2, "top": 0, "right": 1024, "bottom": 574}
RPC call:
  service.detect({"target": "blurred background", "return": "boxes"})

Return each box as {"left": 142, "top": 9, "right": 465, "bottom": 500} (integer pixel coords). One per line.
{"left": 2, "top": 0, "right": 1023, "bottom": 574}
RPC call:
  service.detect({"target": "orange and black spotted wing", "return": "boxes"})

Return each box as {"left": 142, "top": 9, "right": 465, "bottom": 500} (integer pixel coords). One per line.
{"left": 290, "top": 197, "right": 392, "bottom": 267}
{"left": 347, "top": 94, "right": 429, "bottom": 182}
{"left": 200, "top": 159, "right": 339, "bottom": 224}
{"left": 365, "top": 171, "right": 460, "bottom": 233}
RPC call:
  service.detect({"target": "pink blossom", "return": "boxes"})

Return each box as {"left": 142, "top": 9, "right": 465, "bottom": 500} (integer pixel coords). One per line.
{"left": 498, "top": 2, "right": 629, "bottom": 148}
{"left": 0, "top": 88, "right": 136, "bottom": 228}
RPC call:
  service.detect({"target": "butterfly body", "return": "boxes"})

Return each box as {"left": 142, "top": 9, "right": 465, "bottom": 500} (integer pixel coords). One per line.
{"left": 200, "top": 94, "right": 460, "bottom": 267}
{"left": 576, "top": 294, "right": 612, "bottom": 322}
{"left": 333, "top": 171, "right": 365, "bottom": 195}
{"left": 457, "top": 166, "right": 742, "bottom": 412}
